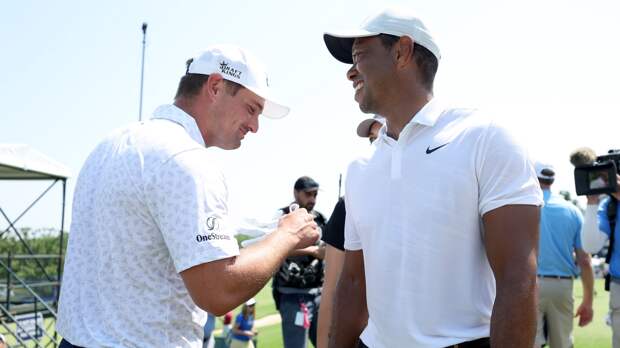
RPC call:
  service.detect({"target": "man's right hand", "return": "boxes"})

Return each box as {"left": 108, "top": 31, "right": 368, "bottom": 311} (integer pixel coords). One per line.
{"left": 587, "top": 174, "right": 620, "bottom": 203}
{"left": 586, "top": 195, "right": 600, "bottom": 205}
{"left": 278, "top": 208, "right": 320, "bottom": 249}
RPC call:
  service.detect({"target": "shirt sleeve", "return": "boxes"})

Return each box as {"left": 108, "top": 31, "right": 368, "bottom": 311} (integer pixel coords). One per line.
{"left": 574, "top": 206, "right": 584, "bottom": 250}
{"left": 322, "top": 198, "right": 346, "bottom": 251}
{"left": 144, "top": 149, "right": 239, "bottom": 273}
{"left": 598, "top": 198, "right": 612, "bottom": 236}
{"left": 344, "top": 173, "right": 362, "bottom": 251}
{"left": 476, "top": 122, "right": 543, "bottom": 216}
{"left": 582, "top": 203, "right": 609, "bottom": 253}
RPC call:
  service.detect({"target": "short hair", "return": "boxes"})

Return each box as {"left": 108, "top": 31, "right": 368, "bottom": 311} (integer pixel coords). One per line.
{"left": 378, "top": 34, "right": 438, "bottom": 91}
{"left": 538, "top": 178, "right": 555, "bottom": 186}
{"left": 175, "top": 58, "right": 243, "bottom": 99}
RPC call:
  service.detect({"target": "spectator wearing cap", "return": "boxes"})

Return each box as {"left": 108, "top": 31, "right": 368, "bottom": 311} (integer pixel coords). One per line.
{"left": 323, "top": 7, "right": 542, "bottom": 348}
{"left": 534, "top": 161, "right": 593, "bottom": 348}
{"left": 273, "top": 176, "right": 327, "bottom": 348}
{"left": 230, "top": 298, "right": 258, "bottom": 348}
{"left": 0, "top": 333, "right": 6, "bottom": 348}
{"left": 316, "top": 116, "right": 384, "bottom": 348}
{"left": 356, "top": 115, "right": 385, "bottom": 144}
{"left": 56, "top": 45, "right": 320, "bottom": 348}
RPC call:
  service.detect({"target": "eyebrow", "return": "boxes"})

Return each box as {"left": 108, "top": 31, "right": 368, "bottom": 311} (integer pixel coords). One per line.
{"left": 250, "top": 100, "right": 264, "bottom": 113}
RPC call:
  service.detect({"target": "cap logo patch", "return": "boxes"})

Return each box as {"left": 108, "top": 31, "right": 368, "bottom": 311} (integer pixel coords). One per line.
{"left": 219, "top": 61, "right": 242, "bottom": 79}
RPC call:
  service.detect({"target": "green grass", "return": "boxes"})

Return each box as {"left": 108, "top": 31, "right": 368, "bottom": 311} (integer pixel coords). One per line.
{"left": 574, "top": 278, "right": 612, "bottom": 347}
{"left": 255, "top": 322, "right": 283, "bottom": 348}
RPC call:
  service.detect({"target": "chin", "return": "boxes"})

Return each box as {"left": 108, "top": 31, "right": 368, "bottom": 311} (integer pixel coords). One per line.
{"left": 357, "top": 95, "right": 376, "bottom": 114}
{"left": 220, "top": 142, "right": 241, "bottom": 150}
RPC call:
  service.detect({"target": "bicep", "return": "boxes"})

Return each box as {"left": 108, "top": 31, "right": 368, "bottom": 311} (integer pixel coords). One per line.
{"left": 483, "top": 204, "right": 539, "bottom": 281}
{"left": 180, "top": 256, "right": 236, "bottom": 314}
{"left": 339, "top": 250, "right": 365, "bottom": 287}
{"left": 324, "top": 245, "right": 345, "bottom": 294}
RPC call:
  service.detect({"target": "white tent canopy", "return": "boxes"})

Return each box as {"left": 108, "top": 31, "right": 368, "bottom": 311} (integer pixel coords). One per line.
{"left": 0, "top": 144, "right": 70, "bottom": 180}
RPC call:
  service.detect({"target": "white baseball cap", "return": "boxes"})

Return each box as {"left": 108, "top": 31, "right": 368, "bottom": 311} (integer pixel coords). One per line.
{"left": 245, "top": 298, "right": 256, "bottom": 306}
{"left": 356, "top": 115, "right": 385, "bottom": 137}
{"left": 535, "top": 161, "right": 556, "bottom": 180}
{"left": 324, "top": 7, "right": 441, "bottom": 64}
{"left": 188, "top": 44, "right": 289, "bottom": 119}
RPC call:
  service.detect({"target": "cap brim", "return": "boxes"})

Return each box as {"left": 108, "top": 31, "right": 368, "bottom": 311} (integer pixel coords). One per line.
{"left": 323, "top": 30, "right": 378, "bottom": 64}
{"left": 245, "top": 86, "right": 290, "bottom": 119}
{"left": 356, "top": 118, "right": 376, "bottom": 137}
{"left": 262, "top": 99, "right": 290, "bottom": 119}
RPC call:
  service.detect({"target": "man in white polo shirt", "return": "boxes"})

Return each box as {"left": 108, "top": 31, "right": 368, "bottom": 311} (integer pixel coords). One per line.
{"left": 323, "top": 8, "right": 542, "bottom": 348}
{"left": 56, "top": 45, "right": 320, "bottom": 348}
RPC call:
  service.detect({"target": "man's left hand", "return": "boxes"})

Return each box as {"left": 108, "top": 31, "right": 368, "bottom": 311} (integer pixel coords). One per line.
{"left": 575, "top": 302, "right": 594, "bottom": 327}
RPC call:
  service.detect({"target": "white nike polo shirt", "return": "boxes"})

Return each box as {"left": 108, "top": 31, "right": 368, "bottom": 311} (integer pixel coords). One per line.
{"left": 57, "top": 104, "right": 240, "bottom": 348}
{"left": 344, "top": 99, "right": 542, "bottom": 348}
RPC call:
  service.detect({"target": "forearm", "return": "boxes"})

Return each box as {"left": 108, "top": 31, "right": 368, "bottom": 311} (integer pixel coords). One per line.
{"left": 579, "top": 259, "right": 595, "bottom": 305}
{"left": 317, "top": 295, "right": 332, "bottom": 348}
{"left": 582, "top": 204, "right": 607, "bottom": 253}
{"left": 328, "top": 271, "right": 367, "bottom": 348}
{"left": 318, "top": 246, "right": 345, "bottom": 348}
{"left": 219, "top": 231, "right": 297, "bottom": 304}
{"left": 186, "top": 230, "right": 297, "bottom": 315}
{"left": 491, "top": 264, "right": 537, "bottom": 347}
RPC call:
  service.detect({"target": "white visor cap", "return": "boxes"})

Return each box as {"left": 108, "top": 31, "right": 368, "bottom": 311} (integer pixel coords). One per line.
{"left": 188, "top": 44, "right": 289, "bottom": 119}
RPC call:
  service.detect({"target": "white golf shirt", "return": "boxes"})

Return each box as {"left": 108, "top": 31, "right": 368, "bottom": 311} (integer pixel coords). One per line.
{"left": 57, "top": 104, "right": 240, "bottom": 348}
{"left": 344, "top": 99, "right": 542, "bottom": 348}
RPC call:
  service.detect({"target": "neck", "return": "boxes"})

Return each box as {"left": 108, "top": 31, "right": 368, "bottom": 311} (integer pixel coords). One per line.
{"left": 382, "top": 87, "right": 433, "bottom": 140}
{"left": 174, "top": 98, "right": 211, "bottom": 146}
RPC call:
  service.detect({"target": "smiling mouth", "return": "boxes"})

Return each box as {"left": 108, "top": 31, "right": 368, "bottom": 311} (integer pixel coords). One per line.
{"left": 353, "top": 81, "right": 364, "bottom": 91}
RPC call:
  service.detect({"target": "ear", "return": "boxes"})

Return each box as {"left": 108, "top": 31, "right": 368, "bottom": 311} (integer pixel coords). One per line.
{"left": 394, "top": 36, "right": 415, "bottom": 69}
{"left": 203, "top": 73, "right": 225, "bottom": 101}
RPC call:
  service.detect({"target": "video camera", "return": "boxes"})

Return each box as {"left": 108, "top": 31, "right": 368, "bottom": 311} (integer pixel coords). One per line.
{"left": 574, "top": 149, "right": 620, "bottom": 196}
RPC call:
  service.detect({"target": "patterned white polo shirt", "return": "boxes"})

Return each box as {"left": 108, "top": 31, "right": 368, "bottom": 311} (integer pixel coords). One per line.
{"left": 57, "top": 104, "right": 240, "bottom": 347}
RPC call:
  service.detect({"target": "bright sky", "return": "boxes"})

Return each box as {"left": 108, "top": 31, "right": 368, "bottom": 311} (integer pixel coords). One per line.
{"left": 1, "top": 0, "right": 619, "bottom": 232}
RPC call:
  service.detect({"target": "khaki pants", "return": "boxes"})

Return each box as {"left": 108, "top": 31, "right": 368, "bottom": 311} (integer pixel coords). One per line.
{"left": 610, "top": 282, "right": 620, "bottom": 348}
{"left": 230, "top": 338, "right": 255, "bottom": 348}
{"left": 534, "top": 277, "right": 574, "bottom": 348}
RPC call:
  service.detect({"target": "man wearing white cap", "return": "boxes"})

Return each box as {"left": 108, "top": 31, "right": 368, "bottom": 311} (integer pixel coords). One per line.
{"left": 56, "top": 45, "right": 320, "bottom": 348}
{"left": 534, "top": 162, "right": 593, "bottom": 348}
{"left": 323, "top": 8, "right": 542, "bottom": 348}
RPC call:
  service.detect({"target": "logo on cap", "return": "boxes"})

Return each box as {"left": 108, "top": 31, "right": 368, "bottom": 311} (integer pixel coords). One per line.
{"left": 219, "top": 61, "right": 242, "bottom": 79}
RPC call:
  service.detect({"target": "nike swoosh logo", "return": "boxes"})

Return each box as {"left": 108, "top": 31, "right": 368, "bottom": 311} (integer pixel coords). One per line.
{"left": 426, "top": 143, "right": 449, "bottom": 154}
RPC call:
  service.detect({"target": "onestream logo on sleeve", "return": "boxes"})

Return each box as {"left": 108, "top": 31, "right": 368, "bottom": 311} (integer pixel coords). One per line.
{"left": 196, "top": 215, "right": 232, "bottom": 242}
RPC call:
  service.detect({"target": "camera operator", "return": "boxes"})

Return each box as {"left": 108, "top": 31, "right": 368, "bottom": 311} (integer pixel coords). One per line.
{"left": 273, "top": 176, "right": 327, "bottom": 348}
{"left": 576, "top": 148, "right": 620, "bottom": 347}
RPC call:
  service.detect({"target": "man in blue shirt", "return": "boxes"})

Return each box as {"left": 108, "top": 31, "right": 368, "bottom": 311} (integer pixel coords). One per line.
{"left": 535, "top": 162, "right": 593, "bottom": 348}
{"left": 582, "top": 172, "right": 620, "bottom": 347}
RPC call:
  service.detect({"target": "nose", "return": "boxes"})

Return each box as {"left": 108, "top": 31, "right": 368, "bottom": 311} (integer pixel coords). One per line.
{"left": 248, "top": 114, "right": 259, "bottom": 133}
{"left": 346, "top": 64, "right": 358, "bottom": 82}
